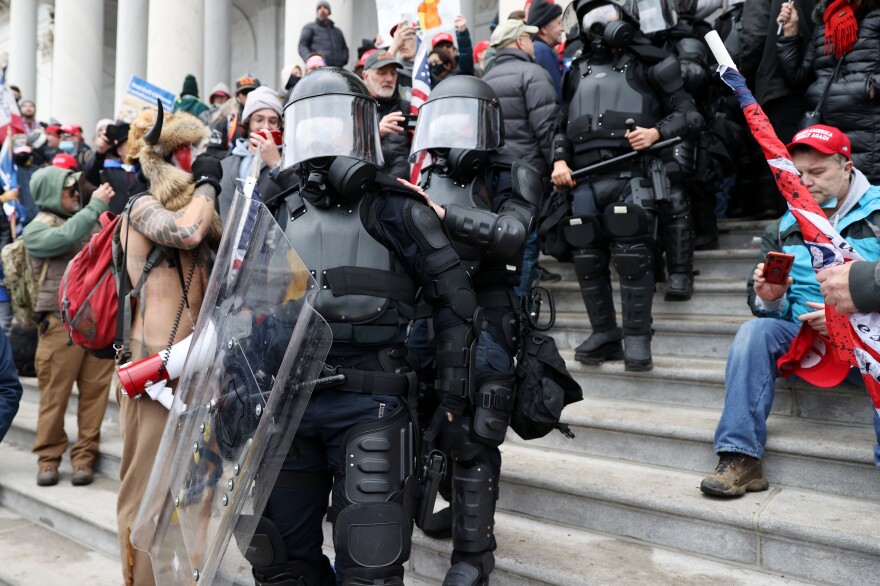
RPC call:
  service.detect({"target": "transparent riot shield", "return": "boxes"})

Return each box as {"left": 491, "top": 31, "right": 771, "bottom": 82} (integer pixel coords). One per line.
{"left": 129, "top": 188, "right": 332, "bottom": 585}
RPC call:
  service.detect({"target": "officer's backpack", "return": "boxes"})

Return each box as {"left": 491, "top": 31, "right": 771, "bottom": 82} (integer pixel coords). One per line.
{"left": 0, "top": 212, "right": 59, "bottom": 327}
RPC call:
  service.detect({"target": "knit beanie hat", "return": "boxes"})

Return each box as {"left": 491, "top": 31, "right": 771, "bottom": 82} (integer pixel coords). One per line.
{"left": 241, "top": 86, "right": 283, "bottom": 124}
{"left": 527, "top": 0, "right": 562, "bottom": 29}
{"left": 181, "top": 74, "right": 199, "bottom": 98}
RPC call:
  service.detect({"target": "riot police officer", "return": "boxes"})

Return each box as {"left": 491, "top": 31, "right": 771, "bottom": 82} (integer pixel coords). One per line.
{"left": 405, "top": 76, "right": 541, "bottom": 586}
{"left": 256, "top": 67, "right": 479, "bottom": 586}
{"left": 551, "top": 0, "right": 702, "bottom": 371}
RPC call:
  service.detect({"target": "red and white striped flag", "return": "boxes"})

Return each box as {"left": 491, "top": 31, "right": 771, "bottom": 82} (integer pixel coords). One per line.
{"left": 720, "top": 65, "right": 880, "bottom": 419}
{"left": 409, "top": 31, "right": 433, "bottom": 183}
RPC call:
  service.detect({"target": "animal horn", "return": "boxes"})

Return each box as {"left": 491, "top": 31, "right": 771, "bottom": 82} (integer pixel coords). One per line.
{"left": 144, "top": 99, "right": 164, "bottom": 145}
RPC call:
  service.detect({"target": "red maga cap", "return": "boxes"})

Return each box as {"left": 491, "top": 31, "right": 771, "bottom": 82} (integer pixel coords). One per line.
{"left": 51, "top": 153, "right": 79, "bottom": 171}
{"left": 432, "top": 32, "right": 455, "bottom": 48}
{"left": 786, "top": 124, "right": 851, "bottom": 160}
{"left": 777, "top": 324, "right": 851, "bottom": 388}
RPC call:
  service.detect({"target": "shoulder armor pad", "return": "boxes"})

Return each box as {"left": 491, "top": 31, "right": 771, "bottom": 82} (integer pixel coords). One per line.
{"left": 511, "top": 161, "right": 542, "bottom": 206}
{"left": 649, "top": 55, "right": 685, "bottom": 94}
{"left": 629, "top": 42, "right": 672, "bottom": 64}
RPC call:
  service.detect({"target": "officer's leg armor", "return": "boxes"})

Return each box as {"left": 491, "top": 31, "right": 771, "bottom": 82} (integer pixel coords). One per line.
{"left": 658, "top": 185, "right": 695, "bottom": 301}
{"left": 245, "top": 515, "right": 335, "bottom": 586}
{"left": 564, "top": 213, "right": 624, "bottom": 364}
{"left": 333, "top": 405, "right": 416, "bottom": 585}
{"left": 604, "top": 202, "right": 655, "bottom": 372}
{"left": 444, "top": 460, "right": 498, "bottom": 586}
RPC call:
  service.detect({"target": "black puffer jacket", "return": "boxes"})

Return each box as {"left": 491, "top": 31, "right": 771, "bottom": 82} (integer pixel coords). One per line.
{"left": 482, "top": 49, "right": 558, "bottom": 176}
{"left": 298, "top": 19, "right": 349, "bottom": 67}
{"left": 777, "top": 0, "right": 880, "bottom": 181}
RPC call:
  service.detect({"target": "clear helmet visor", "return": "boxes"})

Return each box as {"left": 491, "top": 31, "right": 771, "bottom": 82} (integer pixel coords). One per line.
{"left": 282, "top": 94, "right": 383, "bottom": 169}
{"left": 637, "top": 0, "right": 679, "bottom": 34}
{"left": 409, "top": 97, "right": 502, "bottom": 162}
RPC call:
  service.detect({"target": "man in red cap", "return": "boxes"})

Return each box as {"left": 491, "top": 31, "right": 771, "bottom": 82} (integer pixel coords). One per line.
{"left": 700, "top": 125, "right": 880, "bottom": 497}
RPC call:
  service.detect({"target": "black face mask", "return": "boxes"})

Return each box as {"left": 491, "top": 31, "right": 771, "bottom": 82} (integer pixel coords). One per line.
{"left": 429, "top": 63, "right": 447, "bottom": 77}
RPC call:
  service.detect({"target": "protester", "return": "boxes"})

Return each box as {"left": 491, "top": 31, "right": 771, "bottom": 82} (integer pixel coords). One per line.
{"left": 172, "top": 74, "right": 211, "bottom": 124}
{"left": 483, "top": 19, "right": 559, "bottom": 295}
{"left": 0, "top": 328, "right": 23, "bottom": 443}
{"left": 116, "top": 106, "right": 222, "bottom": 585}
{"left": 83, "top": 122, "right": 143, "bottom": 215}
{"left": 776, "top": 0, "right": 880, "bottom": 183}
{"left": 428, "top": 47, "right": 457, "bottom": 85}
{"left": 701, "top": 125, "right": 880, "bottom": 497}
{"left": 207, "top": 73, "right": 261, "bottom": 158}
{"left": 389, "top": 19, "right": 418, "bottom": 95}
{"left": 218, "top": 86, "right": 283, "bottom": 224}
{"left": 23, "top": 166, "right": 115, "bottom": 487}
{"left": 281, "top": 65, "right": 302, "bottom": 102}
{"left": 19, "top": 100, "right": 42, "bottom": 133}
{"left": 482, "top": 10, "right": 526, "bottom": 75}
{"left": 473, "top": 39, "right": 491, "bottom": 76}
{"left": 208, "top": 82, "right": 231, "bottom": 109}
{"left": 361, "top": 51, "right": 411, "bottom": 179}
{"left": 298, "top": 1, "right": 350, "bottom": 67}
{"left": 11, "top": 135, "right": 39, "bottom": 221}
{"left": 526, "top": 0, "right": 564, "bottom": 98}
{"left": 431, "top": 15, "right": 476, "bottom": 78}
{"left": 50, "top": 153, "right": 78, "bottom": 171}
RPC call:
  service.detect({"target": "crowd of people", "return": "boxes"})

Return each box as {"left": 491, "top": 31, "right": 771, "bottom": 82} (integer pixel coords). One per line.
{"left": 0, "top": 0, "right": 879, "bottom": 585}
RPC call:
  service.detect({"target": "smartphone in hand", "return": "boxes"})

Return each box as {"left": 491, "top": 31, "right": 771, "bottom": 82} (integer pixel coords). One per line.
{"left": 262, "top": 129, "right": 283, "bottom": 145}
{"left": 763, "top": 252, "right": 795, "bottom": 285}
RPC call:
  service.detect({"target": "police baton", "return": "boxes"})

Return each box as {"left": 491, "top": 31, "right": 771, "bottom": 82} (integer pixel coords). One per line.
{"left": 571, "top": 135, "right": 682, "bottom": 180}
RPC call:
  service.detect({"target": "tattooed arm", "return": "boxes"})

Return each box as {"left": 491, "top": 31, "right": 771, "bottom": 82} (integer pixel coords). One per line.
{"left": 128, "top": 184, "right": 216, "bottom": 250}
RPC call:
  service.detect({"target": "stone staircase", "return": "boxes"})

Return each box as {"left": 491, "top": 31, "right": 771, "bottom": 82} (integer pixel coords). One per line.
{"left": 1, "top": 219, "right": 878, "bottom": 585}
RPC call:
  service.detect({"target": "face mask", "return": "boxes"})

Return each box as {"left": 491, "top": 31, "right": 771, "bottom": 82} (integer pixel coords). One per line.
{"left": 59, "top": 140, "right": 75, "bottom": 153}
{"left": 429, "top": 63, "right": 446, "bottom": 76}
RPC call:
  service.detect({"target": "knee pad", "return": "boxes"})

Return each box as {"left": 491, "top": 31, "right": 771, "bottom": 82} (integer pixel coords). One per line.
{"left": 572, "top": 247, "right": 610, "bottom": 281}
{"left": 610, "top": 242, "right": 654, "bottom": 281}
{"left": 562, "top": 215, "right": 602, "bottom": 250}
{"left": 334, "top": 502, "right": 412, "bottom": 577}
{"left": 451, "top": 462, "right": 498, "bottom": 554}
{"left": 472, "top": 374, "right": 515, "bottom": 447}
{"left": 603, "top": 202, "right": 650, "bottom": 241}
{"left": 341, "top": 405, "right": 415, "bottom": 506}
{"left": 344, "top": 566, "right": 405, "bottom": 585}
{"left": 245, "top": 515, "right": 333, "bottom": 586}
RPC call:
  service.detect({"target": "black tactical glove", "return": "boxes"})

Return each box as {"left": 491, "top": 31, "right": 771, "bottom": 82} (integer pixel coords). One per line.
{"left": 192, "top": 153, "right": 223, "bottom": 194}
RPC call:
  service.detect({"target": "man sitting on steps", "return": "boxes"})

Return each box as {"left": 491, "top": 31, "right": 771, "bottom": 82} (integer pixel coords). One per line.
{"left": 701, "top": 125, "right": 880, "bottom": 497}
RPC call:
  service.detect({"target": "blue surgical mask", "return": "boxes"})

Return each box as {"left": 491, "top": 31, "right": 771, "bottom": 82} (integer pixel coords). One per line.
{"left": 821, "top": 197, "right": 838, "bottom": 209}
{"left": 59, "top": 140, "right": 75, "bottom": 154}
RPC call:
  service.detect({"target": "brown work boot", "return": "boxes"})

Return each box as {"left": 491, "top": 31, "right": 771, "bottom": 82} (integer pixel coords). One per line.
{"left": 700, "top": 452, "right": 769, "bottom": 497}
{"left": 36, "top": 464, "right": 59, "bottom": 487}
{"left": 71, "top": 464, "right": 94, "bottom": 486}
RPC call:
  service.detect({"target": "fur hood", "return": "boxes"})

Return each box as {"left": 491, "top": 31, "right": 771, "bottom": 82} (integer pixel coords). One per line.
{"left": 813, "top": 0, "right": 880, "bottom": 24}
{"left": 126, "top": 107, "right": 222, "bottom": 241}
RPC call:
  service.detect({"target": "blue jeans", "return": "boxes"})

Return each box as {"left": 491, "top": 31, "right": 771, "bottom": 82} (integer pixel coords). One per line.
{"left": 714, "top": 318, "right": 880, "bottom": 467}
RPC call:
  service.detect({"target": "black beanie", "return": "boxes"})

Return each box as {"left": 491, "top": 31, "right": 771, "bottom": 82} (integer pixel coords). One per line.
{"left": 181, "top": 74, "right": 199, "bottom": 98}
{"left": 527, "top": 0, "right": 563, "bottom": 29}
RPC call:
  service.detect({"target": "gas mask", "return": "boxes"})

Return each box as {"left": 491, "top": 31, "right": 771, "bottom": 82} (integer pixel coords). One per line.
{"left": 431, "top": 148, "right": 491, "bottom": 180}
{"left": 583, "top": 6, "right": 636, "bottom": 56}
{"left": 298, "top": 156, "right": 376, "bottom": 208}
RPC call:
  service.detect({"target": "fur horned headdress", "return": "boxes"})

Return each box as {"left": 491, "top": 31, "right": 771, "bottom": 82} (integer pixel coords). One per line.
{"left": 127, "top": 101, "right": 222, "bottom": 241}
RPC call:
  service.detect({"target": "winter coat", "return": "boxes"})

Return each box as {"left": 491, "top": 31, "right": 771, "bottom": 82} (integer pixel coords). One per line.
{"left": 777, "top": 0, "right": 880, "bottom": 182}
{"left": 0, "top": 328, "right": 22, "bottom": 443}
{"left": 22, "top": 166, "right": 106, "bottom": 314}
{"left": 533, "top": 38, "right": 562, "bottom": 100}
{"left": 482, "top": 48, "right": 559, "bottom": 176}
{"left": 748, "top": 169, "right": 880, "bottom": 321}
{"left": 377, "top": 95, "right": 411, "bottom": 180}
{"left": 82, "top": 152, "right": 148, "bottom": 215}
{"left": 299, "top": 19, "right": 349, "bottom": 67}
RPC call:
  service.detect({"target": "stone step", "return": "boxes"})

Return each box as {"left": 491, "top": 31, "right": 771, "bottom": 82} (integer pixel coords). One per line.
{"left": 3, "top": 394, "right": 122, "bottom": 480}
{"left": 562, "top": 351, "right": 876, "bottom": 427}
{"left": 546, "top": 278, "right": 752, "bottom": 318}
{"left": 497, "top": 443, "right": 880, "bottom": 586}
{"left": 539, "top": 248, "right": 762, "bottom": 282}
{"left": 0, "top": 441, "right": 814, "bottom": 586}
{"left": 716, "top": 219, "right": 773, "bottom": 249}
{"left": 550, "top": 312, "right": 743, "bottom": 359}
{"left": 508, "top": 395, "right": 880, "bottom": 501}
{"left": 0, "top": 505, "right": 120, "bottom": 586}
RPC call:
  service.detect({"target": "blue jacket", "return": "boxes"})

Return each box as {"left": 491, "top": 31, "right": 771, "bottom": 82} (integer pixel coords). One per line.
{"left": 533, "top": 38, "right": 562, "bottom": 100}
{"left": 748, "top": 177, "right": 880, "bottom": 322}
{"left": 0, "top": 328, "right": 22, "bottom": 443}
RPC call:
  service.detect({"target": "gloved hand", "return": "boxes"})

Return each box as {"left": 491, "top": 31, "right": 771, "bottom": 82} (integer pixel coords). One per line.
{"left": 191, "top": 153, "right": 223, "bottom": 194}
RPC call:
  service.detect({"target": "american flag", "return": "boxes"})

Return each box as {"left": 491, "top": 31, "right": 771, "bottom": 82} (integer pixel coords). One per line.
{"left": 720, "top": 66, "right": 880, "bottom": 419}
{"left": 409, "top": 32, "right": 432, "bottom": 183}
{"left": 0, "top": 67, "right": 24, "bottom": 144}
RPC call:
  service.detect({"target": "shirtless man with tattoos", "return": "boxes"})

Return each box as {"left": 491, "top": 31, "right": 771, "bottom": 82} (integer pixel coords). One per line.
{"left": 114, "top": 106, "right": 223, "bottom": 586}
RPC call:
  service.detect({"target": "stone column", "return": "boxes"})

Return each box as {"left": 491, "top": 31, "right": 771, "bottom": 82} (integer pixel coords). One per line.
{"left": 115, "top": 0, "right": 149, "bottom": 114}
{"left": 284, "top": 0, "right": 317, "bottom": 70}
{"left": 51, "top": 0, "right": 103, "bottom": 136}
{"left": 9, "top": 0, "right": 38, "bottom": 100}
{"left": 204, "top": 0, "right": 232, "bottom": 94}
{"left": 498, "top": 0, "right": 523, "bottom": 21}
{"left": 147, "top": 0, "right": 204, "bottom": 99}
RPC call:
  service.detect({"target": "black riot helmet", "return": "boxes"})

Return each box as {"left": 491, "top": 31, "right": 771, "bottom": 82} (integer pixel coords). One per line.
{"left": 563, "top": 0, "right": 639, "bottom": 53}
{"left": 410, "top": 76, "right": 503, "bottom": 176}
{"left": 282, "top": 67, "right": 384, "bottom": 170}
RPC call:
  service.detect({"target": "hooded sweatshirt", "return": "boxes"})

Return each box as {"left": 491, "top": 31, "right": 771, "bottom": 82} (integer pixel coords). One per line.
{"left": 22, "top": 166, "right": 107, "bottom": 314}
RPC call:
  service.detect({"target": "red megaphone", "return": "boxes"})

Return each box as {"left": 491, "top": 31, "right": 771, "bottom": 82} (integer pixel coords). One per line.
{"left": 117, "top": 334, "right": 194, "bottom": 399}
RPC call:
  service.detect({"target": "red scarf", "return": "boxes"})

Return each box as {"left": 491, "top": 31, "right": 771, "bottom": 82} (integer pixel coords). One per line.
{"left": 823, "top": 0, "right": 859, "bottom": 58}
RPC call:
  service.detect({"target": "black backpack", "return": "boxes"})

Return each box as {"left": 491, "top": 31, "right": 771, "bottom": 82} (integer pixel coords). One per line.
{"left": 9, "top": 323, "right": 38, "bottom": 377}
{"left": 512, "top": 290, "right": 582, "bottom": 440}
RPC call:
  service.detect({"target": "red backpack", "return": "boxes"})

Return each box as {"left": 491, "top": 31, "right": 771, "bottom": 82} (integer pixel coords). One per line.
{"left": 59, "top": 200, "right": 165, "bottom": 361}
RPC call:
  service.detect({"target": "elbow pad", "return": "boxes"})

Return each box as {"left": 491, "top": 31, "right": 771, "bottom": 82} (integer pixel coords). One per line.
{"left": 444, "top": 204, "right": 527, "bottom": 258}
{"left": 405, "top": 201, "right": 478, "bottom": 321}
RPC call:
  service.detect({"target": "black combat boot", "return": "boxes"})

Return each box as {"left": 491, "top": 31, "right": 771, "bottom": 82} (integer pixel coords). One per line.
{"left": 572, "top": 248, "right": 624, "bottom": 365}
